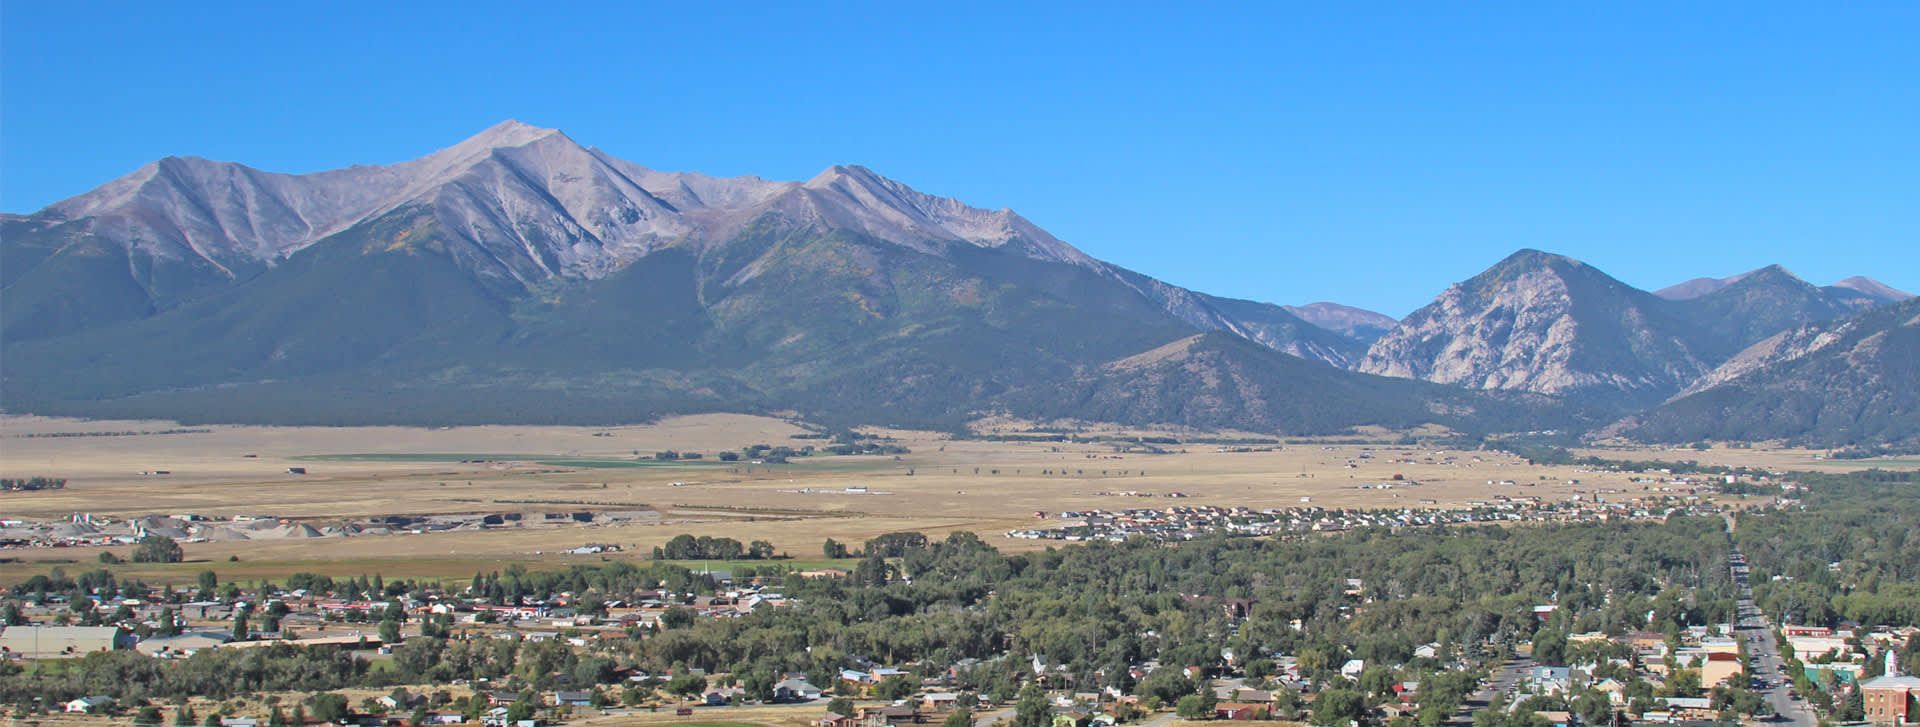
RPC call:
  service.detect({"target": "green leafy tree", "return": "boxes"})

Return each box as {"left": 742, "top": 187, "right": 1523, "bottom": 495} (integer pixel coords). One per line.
{"left": 877, "top": 675, "right": 916, "bottom": 701}
{"left": 1312, "top": 688, "right": 1365, "bottom": 727}
{"left": 666, "top": 672, "right": 708, "bottom": 697}
{"left": 1015, "top": 683, "right": 1051, "bottom": 727}
{"left": 1835, "top": 687, "right": 1864, "bottom": 722}
{"left": 507, "top": 701, "right": 535, "bottom": 723}
{"left": 660, "top": 607, "right": 695, "bottom": 629}
{"left": 132, "top": 535, "right": 184, "bottom": 563}
{"left": 308, "top": 693, "right": 349, "bottom": 723}
{"left": 827, "top": 697, "right": 856, "bottom": 716}
{"left": 1177, "top": 694, "right": 1213, "bottom": 720}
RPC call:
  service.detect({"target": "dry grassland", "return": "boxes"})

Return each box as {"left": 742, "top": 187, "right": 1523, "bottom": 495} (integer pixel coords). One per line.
{"left": 5, "top": 413, "right": 1908, "bottom": 584}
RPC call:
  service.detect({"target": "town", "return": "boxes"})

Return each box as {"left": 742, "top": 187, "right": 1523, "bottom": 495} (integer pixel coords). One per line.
{"left": 3, "top": 470, "right": 1914, "bottom": 727}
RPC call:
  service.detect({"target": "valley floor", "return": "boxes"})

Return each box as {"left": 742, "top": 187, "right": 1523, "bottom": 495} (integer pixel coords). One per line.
{"left": 3, "top": 413, "right": 1912, "bottom": 585}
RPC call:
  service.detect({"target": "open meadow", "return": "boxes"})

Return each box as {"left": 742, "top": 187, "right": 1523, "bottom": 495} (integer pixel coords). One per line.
{"left": 6, "top": 413, "right": 1913, "bottom": 585}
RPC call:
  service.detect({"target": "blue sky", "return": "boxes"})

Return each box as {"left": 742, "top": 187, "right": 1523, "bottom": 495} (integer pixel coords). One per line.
{"left": 3, "top": 3, "right": 1914, "bottom": 316}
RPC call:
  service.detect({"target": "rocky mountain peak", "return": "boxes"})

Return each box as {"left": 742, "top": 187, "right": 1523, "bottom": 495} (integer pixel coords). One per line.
{"left": 459, "top": 119, "right": 564, "bottom": 148}
{"left": 1829, "top": 276, "right": 1914, "bottom": 303}
{"left": 1360, "top": 249, "right": 1711, "bottom": 405}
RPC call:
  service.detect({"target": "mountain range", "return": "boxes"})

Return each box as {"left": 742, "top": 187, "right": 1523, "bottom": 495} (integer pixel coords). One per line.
{"left": 1, "top": 121, "right": 1498, "bottom": 433}
{"left": 2, "top": 121, "right": 1912, "bottom": 446}
{"left": 1607, "top": 297, "right": 1920, "bottom": 447}
{"left": 1359, "top": 255, "right": 1909, "bottom": 409}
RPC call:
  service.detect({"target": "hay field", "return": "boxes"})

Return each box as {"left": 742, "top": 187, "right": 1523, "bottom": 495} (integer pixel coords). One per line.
{"left": 0, "top": 413, "right": 1860, "bottom": 584}
{"left": 1572, "top": 443, "right": 1920, "bottom": 474}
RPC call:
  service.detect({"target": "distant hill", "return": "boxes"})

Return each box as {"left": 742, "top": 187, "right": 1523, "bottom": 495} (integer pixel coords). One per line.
{"left": 0, "top": 121, "right": 1544, "bottom": 434}
{"left": 996, "top": 332, "right": 1576, "bottom": 434}
{"left": 1608, "top": 299, "right": 1920, "bottom": 448}
{"left": 1659, "top": 269, "right": 1912, "bottom": 307}
{"left": 1282, "top": 302, "right": 1399, "bottom": 345}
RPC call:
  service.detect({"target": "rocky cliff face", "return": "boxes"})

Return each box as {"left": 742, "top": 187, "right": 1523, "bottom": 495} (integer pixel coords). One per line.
{"left": 1359, "top": 252, "right": 1909, "bottom": 409}
{"left": 1359, "top": 250, "right": 1713, "bottom": 406}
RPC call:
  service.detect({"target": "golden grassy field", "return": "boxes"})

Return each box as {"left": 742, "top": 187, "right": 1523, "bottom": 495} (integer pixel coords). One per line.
{"left": 4, "top": 414, "right": 1912, "bottom": 585}
{"left": 1571, "top": 443, "right": 1915, "bottom": 473}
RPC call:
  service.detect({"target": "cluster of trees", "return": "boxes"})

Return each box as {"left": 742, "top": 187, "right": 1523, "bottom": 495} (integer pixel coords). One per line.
{"left": 650, "top": 534, "right": 778, "bottom": 561}
{"left": 0, "top": 476, "right": 66, "bottom": 491}
{"left": 714, "top": 443, "right": 793, "bottom": 463}
{"left": 133, "top": 536, "right": 185, "bottom": 563}
{"left": 1739, "top": 471, "right": 1920, "bottom": 627}
{"left": 821, "top": 532, "right": 928, "bottom": 560}
{"left": 96, "top": 536, "right": 188, "bottom": 566}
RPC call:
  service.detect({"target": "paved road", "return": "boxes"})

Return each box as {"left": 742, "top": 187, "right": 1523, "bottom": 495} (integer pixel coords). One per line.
{"left": 973, "top": 707, "right": 1018, "bottom": 727}
{"left": 1727, "top": 532, "right": 1817, "bottom": 727}
{"left": 1448, "top": 656, "right": 1532, "bottom": 725}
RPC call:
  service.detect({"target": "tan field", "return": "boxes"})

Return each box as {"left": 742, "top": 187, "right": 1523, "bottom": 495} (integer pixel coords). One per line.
{"left": 5, "top": 413, "right": 1911, "bottom": 585}
{"left": 1572, "top": 443, "right": 1920, "bottom": 474}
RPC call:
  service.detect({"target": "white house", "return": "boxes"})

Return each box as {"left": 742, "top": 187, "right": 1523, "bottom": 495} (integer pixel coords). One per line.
{"left": 66, "top": 696, "right": 115, "bottom": 713}
{"left": 1340, "top": 659, "right": 1366, "bottom": 679}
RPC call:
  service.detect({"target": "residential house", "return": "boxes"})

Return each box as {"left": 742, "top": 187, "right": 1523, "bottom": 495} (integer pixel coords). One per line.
{"left": 859, "top": 704, "right": 923, "bottom": 727}
{"left": 1376, "top": 703, "right": 1415, "bottom": 722}
{"left": 1592, "top": 678, "right": 1627, "bottom": 707}
{"left": 552, "top": 690, "right": 593, "bottom": 707}
{"left": 1340, "top": 659, "right": 1366, "bottom": 679}
{"left": 66, "top": 696, "right": 115, "bottom": 713}
{"left": 775, "top": 677, "right": 824, "bottom": 702}
{"left": 1526, "top": 666, "right": 1572, "bottom": 696}
{"left": 1215, "top": 703, "right": 1265, "bottom": 721}
{"left": 1660, "top": 697, "right": 1714, "bottom": 721}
